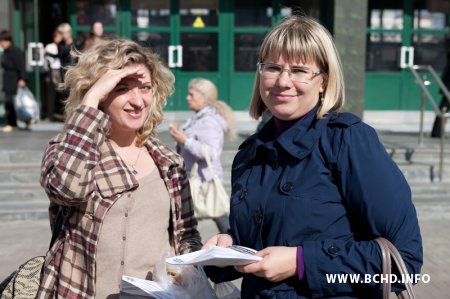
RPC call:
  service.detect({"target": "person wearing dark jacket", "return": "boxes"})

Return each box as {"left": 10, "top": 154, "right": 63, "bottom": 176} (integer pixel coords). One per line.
{"left": 431, "top": 50, "right": 450, "bottom": 138}
{"left": 204, "top": 15, "right": 422, "bottom": 298}
{"left": 0, "top": 30, "right": 27, "bottom": 132}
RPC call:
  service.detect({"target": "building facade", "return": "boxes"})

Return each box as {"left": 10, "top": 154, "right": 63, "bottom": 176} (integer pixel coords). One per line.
{"left": 2, "top": 0, "right": 450, "bottom": 116}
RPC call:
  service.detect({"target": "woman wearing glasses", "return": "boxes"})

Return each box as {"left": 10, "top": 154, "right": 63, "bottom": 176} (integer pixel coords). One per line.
{"left": 204, "top": 15, "right": 422, "bottom": 298}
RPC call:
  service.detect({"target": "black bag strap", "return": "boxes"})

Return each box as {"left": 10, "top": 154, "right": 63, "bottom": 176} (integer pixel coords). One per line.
{"left": 49, "top": 206, "right": 72, "bottom": 250}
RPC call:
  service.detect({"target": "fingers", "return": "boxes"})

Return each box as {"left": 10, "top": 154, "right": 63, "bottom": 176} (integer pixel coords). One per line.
{"left": 234, "top": 247, "right": 297, "bottom": 282}
{"left": 202, "top": 233, "right": 233, "bottom": 249}
{"left": 82, "top": 65, "right": 146, "bottom": 108}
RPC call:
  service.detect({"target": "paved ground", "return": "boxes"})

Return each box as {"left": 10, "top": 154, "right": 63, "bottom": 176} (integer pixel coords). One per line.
{"left": 1, "top": 121, "right": 449, "bottom": 296}
{"left": 1, "top": 204, "right": 448, "bottom": 297}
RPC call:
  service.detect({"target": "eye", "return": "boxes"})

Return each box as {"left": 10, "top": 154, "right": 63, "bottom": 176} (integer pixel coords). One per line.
{"left": 265, "top": 64, "right": 282, "bottom": 73}
{"left": 140, "top": 85, "right": 152, "bottom": 93}
{"left": 115, "top": 86, "right": 129, "bottom": 93}
{"left": 291, "top": 67, "right": 309, "bottom": 74}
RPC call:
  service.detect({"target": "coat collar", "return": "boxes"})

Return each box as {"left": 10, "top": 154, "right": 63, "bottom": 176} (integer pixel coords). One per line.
{"left": 239, "top": 106, "right": 331, "bottom": 162}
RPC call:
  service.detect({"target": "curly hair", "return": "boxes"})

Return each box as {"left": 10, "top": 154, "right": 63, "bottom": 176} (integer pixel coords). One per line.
{"left": 63, "top": 39, "right": 175, "bottom": 146}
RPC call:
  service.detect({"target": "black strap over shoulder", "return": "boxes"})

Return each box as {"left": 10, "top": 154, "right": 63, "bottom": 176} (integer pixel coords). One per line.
{"left": 49, "top": 206, "right": 73, "bottom": 250}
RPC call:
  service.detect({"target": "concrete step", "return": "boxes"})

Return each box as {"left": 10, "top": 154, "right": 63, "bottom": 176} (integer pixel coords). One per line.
{"left": 0, "top": 150, "right": 44, "bottom": 164}
{"left": 0, "top": 182, "right": 47, "bottom": 201}
{"left": 0, "top": 163, "right": 41, "bottom": 184}
{"left": 0, "top": 199, "right": 48, "bottom": 221}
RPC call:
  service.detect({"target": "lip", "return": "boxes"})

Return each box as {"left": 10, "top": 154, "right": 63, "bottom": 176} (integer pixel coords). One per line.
{"left": 272, "top": 93, "right": 297, "bottom": 101}
{"left": 124, "top": 108, "right": 143, "bottom": 118}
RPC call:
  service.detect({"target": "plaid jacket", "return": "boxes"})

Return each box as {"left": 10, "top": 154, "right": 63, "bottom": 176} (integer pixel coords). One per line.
{"left": 37, "top": 105, "right": 202, "bottom": 299}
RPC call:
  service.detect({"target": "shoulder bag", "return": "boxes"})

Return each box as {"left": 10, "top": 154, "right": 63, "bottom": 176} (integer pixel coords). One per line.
{"left": 375, "top": 237, "right": 416, "bottom": 299}
{"left": 0, "top": 207, "right": 69, "bottom": 299}
{"left": 189, "top": 144, "right": 230, "bottom": 220}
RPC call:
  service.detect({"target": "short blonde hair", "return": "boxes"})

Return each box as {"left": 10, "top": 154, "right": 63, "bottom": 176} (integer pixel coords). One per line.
{"left": 57, "top": 22, "right": 72, "bottom": 33}
{"left": 64, "top": 39, "right": 174, "bottom": 146}
{"left": 188, "top": 78, "right": 236, "bottom": 140}
{"left": 249, "top": 15, "right": 345, "bottom": 119}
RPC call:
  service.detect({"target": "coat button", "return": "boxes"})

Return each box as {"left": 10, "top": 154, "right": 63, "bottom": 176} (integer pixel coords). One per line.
{"left": 239, "top": 189, "right": 247, "bottom": 200}
{"left": 281, "top": 182, "right": 293, "bottom": 192}
{"left": 254, "top": 211, "right": 263, "bottom": 223}
{"left": 328, "top": 245, "right": 340, "bottom": 255}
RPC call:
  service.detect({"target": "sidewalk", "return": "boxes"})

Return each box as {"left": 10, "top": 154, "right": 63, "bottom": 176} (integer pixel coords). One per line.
{"left": 0, "top": 114, "right": 449, "bottom": 297}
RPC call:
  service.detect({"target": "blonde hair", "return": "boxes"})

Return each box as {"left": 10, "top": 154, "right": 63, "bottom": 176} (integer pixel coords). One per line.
{"left": 64, "top": 39, "right": 175, "bottom": 146}
{"left": 249, "top": 15, "right": 345, "bottom": 119}
{"left": 188, "top": 78, "right": 236, "bottom": 140}
{"left": 57, "top": 22, "right": 72, "bottom": 33}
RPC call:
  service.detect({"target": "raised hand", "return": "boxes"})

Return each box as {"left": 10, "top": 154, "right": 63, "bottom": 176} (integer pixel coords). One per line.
{"left": 81, "top": 64, "right": 146, "bottom": 109}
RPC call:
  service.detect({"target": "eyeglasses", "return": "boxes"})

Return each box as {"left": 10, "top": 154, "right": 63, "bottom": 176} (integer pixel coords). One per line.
{"left": 257, "top": 62, "right": 322, "bottom": 82}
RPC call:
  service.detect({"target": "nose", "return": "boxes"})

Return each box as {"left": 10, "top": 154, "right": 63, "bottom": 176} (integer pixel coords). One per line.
{"left": 277, "top": 69, "right": 294, "bottom": 87}
{"left": 129, "top": 88, "right": 144, "bottom": 106}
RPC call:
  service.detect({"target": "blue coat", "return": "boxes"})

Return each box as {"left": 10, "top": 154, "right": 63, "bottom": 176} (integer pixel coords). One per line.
{"left": 207, "top": 110, "right": 422, "bottom": 298}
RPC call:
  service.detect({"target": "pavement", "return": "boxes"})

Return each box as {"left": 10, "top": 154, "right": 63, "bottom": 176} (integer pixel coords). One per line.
{"left": 1, "top": 116, "right": 449, "bottom": 297}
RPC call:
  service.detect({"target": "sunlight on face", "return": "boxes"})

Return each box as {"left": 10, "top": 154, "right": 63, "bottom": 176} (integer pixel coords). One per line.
{"left": 102, "top": 64, "right": 153, "bottom": 136}
{"left": 259, "top": 55, "right": 324, "bottom": 121}
{"left": 186, "top": 87, "right": 207, "bottom": 111}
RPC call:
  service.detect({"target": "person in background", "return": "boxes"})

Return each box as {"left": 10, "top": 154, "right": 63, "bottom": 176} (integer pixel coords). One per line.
{"left": 37, "top": 39, "right": 202, "bottom": 298}
{"left": 56, "top": 22, "right": 74, "bottom": 69}
{"left": 41, "top": 29, "right": 62, "bottom": 121}
{"left": 83, "top": 21, "right": 104, "bottom": 50}
{"left": 431, "top": 47, "right": 450, "bottom": 138}
{"left": 52, "top": 22, "right": 75, "bottom": 121}
{"left": 204, "top": 15, "right": 422, "bottom": 298}
{"left": 169, "top": 78, "right": 236, "bottom": 233}
{"left": 0, "top": 30, "right": 27, "bottom": 132}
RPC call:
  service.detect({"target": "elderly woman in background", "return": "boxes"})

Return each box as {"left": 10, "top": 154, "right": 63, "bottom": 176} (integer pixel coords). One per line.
{"left": 169, "top": 78, "right": 236, "bottom": 233}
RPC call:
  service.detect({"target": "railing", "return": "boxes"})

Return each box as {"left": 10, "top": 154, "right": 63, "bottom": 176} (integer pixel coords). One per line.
{"left": 409, "top": 65, "right": 449, "bottom": 181}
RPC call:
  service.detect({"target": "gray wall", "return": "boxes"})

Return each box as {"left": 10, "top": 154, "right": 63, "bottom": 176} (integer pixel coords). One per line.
{"left": 333, "top": 0, "right": 368, "bottom": 118}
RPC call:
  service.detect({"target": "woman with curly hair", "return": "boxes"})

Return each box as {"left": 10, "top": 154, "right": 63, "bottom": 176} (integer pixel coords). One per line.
{"left": 38, "top": 39, "right": 202, "bottom": 298}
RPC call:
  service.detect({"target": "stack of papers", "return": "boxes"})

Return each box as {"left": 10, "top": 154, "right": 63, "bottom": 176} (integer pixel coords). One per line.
{"left": 165, "top": 245, "right": 262, "bottom": 267}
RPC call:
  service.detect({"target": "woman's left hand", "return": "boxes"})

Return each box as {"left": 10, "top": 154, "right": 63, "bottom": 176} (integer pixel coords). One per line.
{"left": 234, "top": 246, "right": 297, "bottom": 282}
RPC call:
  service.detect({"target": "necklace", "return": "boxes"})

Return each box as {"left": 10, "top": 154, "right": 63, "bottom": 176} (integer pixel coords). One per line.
{"left": 124, "top": 147, "right": 143, "bottom": 175}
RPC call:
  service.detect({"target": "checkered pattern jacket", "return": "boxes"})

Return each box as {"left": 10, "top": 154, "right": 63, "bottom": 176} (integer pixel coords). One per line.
{"left": 37, "top": 105, "right": 202, "bottom": 298}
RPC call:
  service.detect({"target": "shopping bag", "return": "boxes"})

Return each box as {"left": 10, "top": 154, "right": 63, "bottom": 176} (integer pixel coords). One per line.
{"left": 14, "top": 87, "right": 40, "bottom": 123}
{"left": 189, "top": 144, "right": 230, "bottom": 219}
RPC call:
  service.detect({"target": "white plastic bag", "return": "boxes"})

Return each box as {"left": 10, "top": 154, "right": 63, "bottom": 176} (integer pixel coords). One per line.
{"left": 120, "top": 251, "right": 218, "bottom": 299}
{"left": 14, "top": 87, "right": 39, "bottom": 123}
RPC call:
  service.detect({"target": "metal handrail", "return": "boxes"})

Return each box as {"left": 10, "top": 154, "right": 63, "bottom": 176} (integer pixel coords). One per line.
{"left": 408, "top": 65, "right": 449, "bottom": 182}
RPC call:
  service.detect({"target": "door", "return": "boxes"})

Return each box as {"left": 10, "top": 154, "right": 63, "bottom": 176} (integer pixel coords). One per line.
{"left": 365, "top": 0, "right": 449, "bottom": 110}
{"left": 69, "top": 0, "right": 324, "bottom": 111}
{"left": 117, "top": 0, "right": 222, "bottom": 111}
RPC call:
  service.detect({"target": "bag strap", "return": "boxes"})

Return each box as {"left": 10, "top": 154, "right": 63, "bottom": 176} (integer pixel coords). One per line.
{"left": 199, "top": 144, "right": 218, "bottom": 178}
{"left": 375, "top": 237, "right": 416, "bottom": 299}
{"left": 49, "top": 206, "right": 72, "bottom": 250}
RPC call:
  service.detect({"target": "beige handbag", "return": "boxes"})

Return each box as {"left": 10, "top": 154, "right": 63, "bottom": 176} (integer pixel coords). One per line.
{"left": 375, "top": 237, "right": 416, "bottom": 299}
{"left": 189, "top": 144, "right": 230, "bottom": 220}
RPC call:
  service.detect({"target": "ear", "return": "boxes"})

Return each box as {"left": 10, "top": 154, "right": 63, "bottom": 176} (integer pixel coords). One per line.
{"left": 320, "top": 75, "right": 328, "bottom": 93}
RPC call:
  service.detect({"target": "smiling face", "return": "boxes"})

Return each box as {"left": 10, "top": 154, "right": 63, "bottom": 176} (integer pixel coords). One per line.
{"left": 259, "top": 54, "right": 324, "bottom": 121}
{"left": 101, "top": 64, "right": 153, "bottom": 138}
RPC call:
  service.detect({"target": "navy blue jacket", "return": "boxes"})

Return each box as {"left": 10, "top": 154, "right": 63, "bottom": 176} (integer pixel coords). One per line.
{"left": 207, "top": 110, "right": 422, "bottom": 298}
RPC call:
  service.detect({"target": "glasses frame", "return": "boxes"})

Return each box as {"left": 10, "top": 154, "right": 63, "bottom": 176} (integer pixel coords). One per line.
{"left": 256, "top": 62, "right": 322, "bottom": 82}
